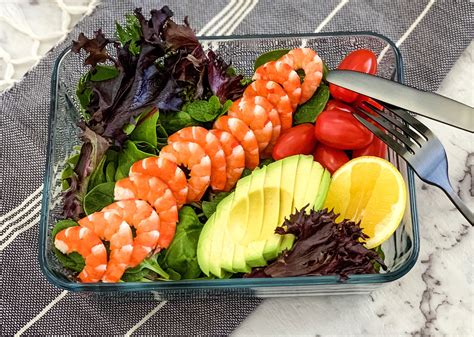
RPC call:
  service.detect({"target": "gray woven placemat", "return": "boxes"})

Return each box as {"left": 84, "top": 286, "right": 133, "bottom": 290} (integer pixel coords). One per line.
{"left": 1, "top": 1, "right": 472, "bottom": 335}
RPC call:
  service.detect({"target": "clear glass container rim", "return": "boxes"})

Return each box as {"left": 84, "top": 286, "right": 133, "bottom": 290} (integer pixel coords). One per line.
{"left": 39, "top": 31, "right": 420, "bottom": 292}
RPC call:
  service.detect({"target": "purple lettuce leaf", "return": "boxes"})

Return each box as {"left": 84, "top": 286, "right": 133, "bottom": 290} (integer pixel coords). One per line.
{"left": 207, "top": 50, "right": 246, "bottom": 103}
{"left": 71, "top": 30, "right": 115, "bottom": 67}
{"left": 62, "top": 126, "right": 109, "bottom": 218}
{"left": 134, "top": 6, "right": 173, "bottom": 45}
{"left": 162, "top": 17, "right": 200, "bottom": 51}
{"left": 245, "top": 207, "right": 387, "bottom": 279}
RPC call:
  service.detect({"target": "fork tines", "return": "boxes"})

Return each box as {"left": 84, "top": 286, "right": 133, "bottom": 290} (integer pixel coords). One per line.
{"left": 352, "top": 101, "right": 433, "bottom": 159}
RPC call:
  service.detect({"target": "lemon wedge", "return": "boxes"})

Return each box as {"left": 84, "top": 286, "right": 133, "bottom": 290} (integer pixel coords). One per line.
{"left": 323, "top": 156, "right": 407, "bottom": 249}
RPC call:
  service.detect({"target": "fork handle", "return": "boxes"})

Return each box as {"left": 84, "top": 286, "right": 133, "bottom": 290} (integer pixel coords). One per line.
{"left": 441, "top": 183, "right": 474, "bottom": 225}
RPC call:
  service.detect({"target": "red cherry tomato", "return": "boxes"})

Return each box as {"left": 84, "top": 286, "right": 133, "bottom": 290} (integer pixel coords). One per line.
{"left": 272, "top": 123, "right": 317, "bottom": 160}
{"left": 353, "top": 137, "right": 387, "bottom": 159}
{"left": 325, "top": 99, "right": 355, "bottom": 113}
{"left": 352, "top": 96, "right": 388, "bottom": 157}
{"left": 354, "top": 95, "right": 384, "bottom": 114}
{"left": 313, "top": 144, "right": 349, "bottom": 174}
{"left": 314, "top": 110, "right": 374, "bottom": 150}
{"left": 329, "top": 49, "right": 378, "bottom": 103}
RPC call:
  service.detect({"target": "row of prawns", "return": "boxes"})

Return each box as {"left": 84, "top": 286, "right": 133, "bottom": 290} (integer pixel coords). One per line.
{"left": 54, "top": 48, "right": 324, "bottom": 283}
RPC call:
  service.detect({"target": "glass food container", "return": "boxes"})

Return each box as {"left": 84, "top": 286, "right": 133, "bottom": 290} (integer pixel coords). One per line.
{"left": 39, "top": 32, "right": 420, "bottom": 297}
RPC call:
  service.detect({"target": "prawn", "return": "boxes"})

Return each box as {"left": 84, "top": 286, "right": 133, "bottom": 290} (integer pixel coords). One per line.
{"left": 209, "top": 129, "right": 245, "bottom": 191}
{"left": 244, "top": 79, "right": 293, "bottom": 131}
{"left": 159, "top": 141, "right": 212, "bottom": 202}
{"left": 129, "top": 157, "right": 188, "bottom": 208}
{"left": 253, "top": 60, "right": 302, "bottom": 109}
{"left": 279, "top": 48, "right": 323, "bottom": 104}
{"left": 103, "top": 200, "right": 160, "bottom": 267}
{"left": 114, "top": 173, "right": 179, "bottom": 249}
{"left": 252, "top": 95, "right": 282, "bottom": 158}
{"left": 54, "top": 226, "right": 107, "bottom": 283}
{"left": 213, "top": 116, "right": 260, "bottom": 169}
{"left": 168, "top": 126, "right": 227, "bottom": 191}
{"left": 228, "top": 98, "right": 273, "bottom": 152}
{"left": 78, "top": 211, "right": 134, "bottom": 282}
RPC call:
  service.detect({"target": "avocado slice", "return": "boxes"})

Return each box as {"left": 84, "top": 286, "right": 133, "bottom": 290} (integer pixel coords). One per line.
{"left": 303, "top": 161, "right": 325, "bottom": 212}
{"left": 197, "top": 213, "right": 216, "bottom": 276}
{"left": 261, "top": 160, "right": 284, "bottom": 260}
{"left": 221, "top": 202, "right": 237, "bottom": 273}
{"left": 232, "top": 244, "right": 251, "bottom": 273}
{"left": 292, "top": 155, "right": 315, "bottom": 211}
{"left": 243, "top": 166, "right": 267, "bottom": 267}
{"left": 228, "top": 175, "right": 252, "bottom": 273}
{"left": 197, "top": 155, "right": 332, "bottom": 276}
{"left": 314, "top": 168, "right": 331, "bottom": 210}
{"left": 279, "top": 155, "right": 314, "bottom": 252}
{"left": 208, "top": 194, "right": 234, "bottom": 278}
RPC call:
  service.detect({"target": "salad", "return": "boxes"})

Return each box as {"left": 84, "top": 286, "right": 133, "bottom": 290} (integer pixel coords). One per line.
{"left": 53, "top": 6, "right": 407, "bottom": 283}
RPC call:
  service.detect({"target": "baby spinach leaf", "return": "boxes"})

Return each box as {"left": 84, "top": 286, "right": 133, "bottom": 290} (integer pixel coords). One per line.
{"left": 105, "top": 149, "right": 119, "bottom": 162}
{"left": 156, "top": 122, "right": 168, "bottom": 139}
{"left": 293, "top": 83, "right": 330, "bottom": 124}
{"left": 88, "top": 155, "right": 107, "bottom": 192}
{"left": 202, "top": 191, "right": 231, "bottom": 219}
{"left": 130, "top": 110, "right": 159, "bottom": 147}
{"left": 134, "top": 141, "right": 157, "bottom": 155}
{"left": 121, "top": 268, "right": 149, "bottom": 282}
{"left": 56, "top": 250, "right": 85, "bottom": 273}
{"left": 83, "top": 182, "right": 115, "bottom": 215}
{"left": 105, "top": 161, "right": 116, "bottom": 182}
{"left": 164, "top": 268, "right": 182, "bottom": 280}
{"left": 156, "top": 137, "right": 169, "bottom": 150}
{"left": 123, "top": 108, "right": 153, "bottom": 135}
{"left": 161, "top": 206, "right": 204, "bottom": 279}
{"left": 51, "top": 219, "right": 79, "bottom": 239}
{"left": 254, "top": 49, "right": 290, "bottom": 70}
{"left": 114, "top": 140, "right": 155, "bottom": 180}
{"left": 121, "top": 254, "right": 169, "bottom": 282}
{"left": 51, "top": 220, "right": 85, "bottom": 273}
{"left": 159, "top": 111, "right": 201, "bottom": 135}
{"left": 90, "top": 65, "right": 120, "bottom": 82}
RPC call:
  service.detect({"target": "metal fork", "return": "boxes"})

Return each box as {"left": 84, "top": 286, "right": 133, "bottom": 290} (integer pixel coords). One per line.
{"left": 353, "top": 101, "right": 473, "bottom": 225}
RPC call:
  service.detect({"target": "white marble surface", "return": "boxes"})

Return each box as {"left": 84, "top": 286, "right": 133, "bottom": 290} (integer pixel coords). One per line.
{"left": 1, "top": 1, "right": 472, "bottom": 336}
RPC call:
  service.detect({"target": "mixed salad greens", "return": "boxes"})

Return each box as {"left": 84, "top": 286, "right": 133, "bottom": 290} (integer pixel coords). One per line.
{"left": 52, "top": 6, "right": 406, "bottom": 284}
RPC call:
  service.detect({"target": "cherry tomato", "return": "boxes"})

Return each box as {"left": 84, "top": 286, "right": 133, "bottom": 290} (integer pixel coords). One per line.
{"left": 313, "top": 144, "right": 349, "bottom": 174}
{"left": 325, "top": 99, "right": 355, "bottom": 113}
{"left": 329, "top": 49, "right": 378, "bottom": 103}
{"left": 354, "top": 95, "right": 384, "bottom": 114}
{"left": 272, "top": 123, "right": 317, "bottom": 160}
{"left": 352, "top": 95, "right": 388, "bottom": 157}
{"left": 353, "top": 137, "right": 387, "bottom": 159}
{"left": 314, "top": 110, "right": 374, "bottom": 150}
